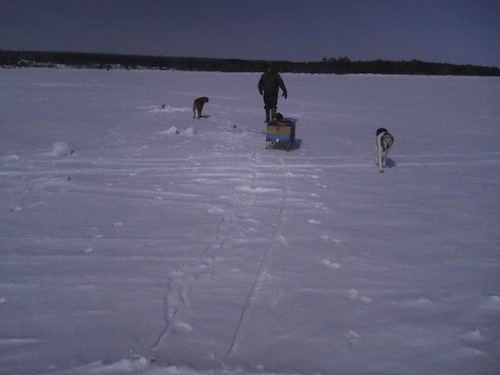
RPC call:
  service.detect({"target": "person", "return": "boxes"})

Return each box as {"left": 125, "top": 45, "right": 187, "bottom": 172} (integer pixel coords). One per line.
{"left": 258, "top": 64, "right": 287, "bottom": 123}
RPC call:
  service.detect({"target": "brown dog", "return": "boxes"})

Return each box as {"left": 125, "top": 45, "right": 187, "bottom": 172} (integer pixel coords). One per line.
{"left": 193, "top": 97, "right": 209, "bottom": 119}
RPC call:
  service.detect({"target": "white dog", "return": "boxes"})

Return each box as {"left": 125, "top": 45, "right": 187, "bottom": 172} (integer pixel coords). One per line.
{"left": 376, "top": 128, "right": 394, "bottom": 172}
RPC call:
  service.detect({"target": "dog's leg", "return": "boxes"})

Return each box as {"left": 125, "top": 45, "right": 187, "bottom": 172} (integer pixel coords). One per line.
{"left": 377, "top": 143, "right": 384, "bottom": 172}
{"left": 376, "top": 133, "right": 387, "bottom": 172}
{"left": 382, "top": 150, "right": 388, "bottom": 168}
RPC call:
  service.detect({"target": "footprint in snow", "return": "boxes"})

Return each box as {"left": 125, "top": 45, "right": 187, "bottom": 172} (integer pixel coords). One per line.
{"left": 207, "top": 207, "right": 226, "bottom": 215}
{"left": 27, "top": 201, "right": 44, "bottom": 208}
{"left": 399, "top": 296, "right": 433, "bottom": 307}
{"left": 348, "top": 289, "right": 372, "bottom": 304}
{"left": 1, "top": 154, "right": 20, "bottom": 162}
{"left": 314, "top": 203, "right": 329, "bottom": 211}
{"left": 461, "top": 329, "right": 482, "bottom": 342}
{"left": 88, "top": 227, "right": 103, "bottom": 239}
{"left": 179, "top": 127, "right": 197, "bottom": 136}
{"left": 172, "top": 322, "right": 193, "bottom": 334}
{"left": 348, "top": 289, "right": 359, "bottom": 300}
{"left": 45, "top": 141, "right": 74, "bottom": 157}
{"left": 321, "top": 260, "right": 340, "bottom": 269}
{"left": 159, "top": 127, "right": 181, "bottom": 136}
{"left": 345, "top": 330, "right": 361, "bottom": 346}
{"left": 483, "top": 295, "right": 500, "bottom": 310}
{"left": 277, "top": 235, "right": 288, "bottom": 246}
{"left": 359, "top": 296, "right": 372, "bottom": 304}
{"left": 321, "top": 235, "right": 342, "bottom": 243}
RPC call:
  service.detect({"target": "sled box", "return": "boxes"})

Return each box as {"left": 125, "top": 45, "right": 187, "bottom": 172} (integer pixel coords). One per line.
{"left": 265, "top": 118, "right": 296, "bottom": 151}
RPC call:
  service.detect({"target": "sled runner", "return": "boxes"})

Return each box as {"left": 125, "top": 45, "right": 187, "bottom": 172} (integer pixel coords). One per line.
{"left": 265, "top": 118, "right": 296, "bottom": 151}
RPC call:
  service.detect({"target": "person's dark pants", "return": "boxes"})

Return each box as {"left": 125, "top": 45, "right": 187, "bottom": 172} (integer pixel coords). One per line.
{"left": 263, "top": 93, "right": 278, "bottom": 122}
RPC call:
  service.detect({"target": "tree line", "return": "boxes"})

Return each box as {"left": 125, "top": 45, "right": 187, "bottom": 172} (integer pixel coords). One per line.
{"left": 1, "top": 50, "right": 498, "bottom": 76}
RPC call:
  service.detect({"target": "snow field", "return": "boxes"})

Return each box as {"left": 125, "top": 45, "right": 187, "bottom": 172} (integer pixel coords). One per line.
{"left": 0, "top": 68, "right": 499, "bottom": 375}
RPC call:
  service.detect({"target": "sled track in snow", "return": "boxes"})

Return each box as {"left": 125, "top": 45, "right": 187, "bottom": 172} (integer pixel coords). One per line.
{"left": 142, "top": 151, "right": 293, "bottom": 361}
{"left": 196, "top": 152, "right": 255, "bottom": 260}
{"left": 227, "top": 155, "right": 291, "bottom": 357}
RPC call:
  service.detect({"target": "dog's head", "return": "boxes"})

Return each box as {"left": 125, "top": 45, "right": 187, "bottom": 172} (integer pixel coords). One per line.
{"left": 201, "top": 97, "right": 209, "bottom": 103}
{"left": 381, "top": 133, "right": 394, "bottom": 150}
{"left": 376, "top": 127, "right": 388, "bottom": 136}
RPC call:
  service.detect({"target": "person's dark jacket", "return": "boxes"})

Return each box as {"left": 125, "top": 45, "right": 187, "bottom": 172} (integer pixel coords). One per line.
{"left": 258, "top": 67, "right": 287, "bottom": 98}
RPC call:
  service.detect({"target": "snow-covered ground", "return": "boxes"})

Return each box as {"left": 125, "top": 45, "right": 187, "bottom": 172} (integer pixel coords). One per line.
{"left": 0, "top": 68, "right": 499, "bottom": 375}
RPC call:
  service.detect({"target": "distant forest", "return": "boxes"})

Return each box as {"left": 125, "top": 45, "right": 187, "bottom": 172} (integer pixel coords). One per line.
{"left": 1, "top": 50, "right": 499, "bottom": 76}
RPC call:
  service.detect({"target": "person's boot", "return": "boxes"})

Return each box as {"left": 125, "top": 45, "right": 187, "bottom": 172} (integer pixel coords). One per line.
{"left": 271, "top": 108, "right": 277, "bottom": 121}
{"left": 265, "top": 109, "right": 271, "bottom": 123}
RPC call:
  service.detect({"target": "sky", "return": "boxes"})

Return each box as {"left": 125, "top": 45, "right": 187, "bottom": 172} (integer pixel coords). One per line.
{"left": 1, "top": 0, "right": 499, "bottom": 67}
